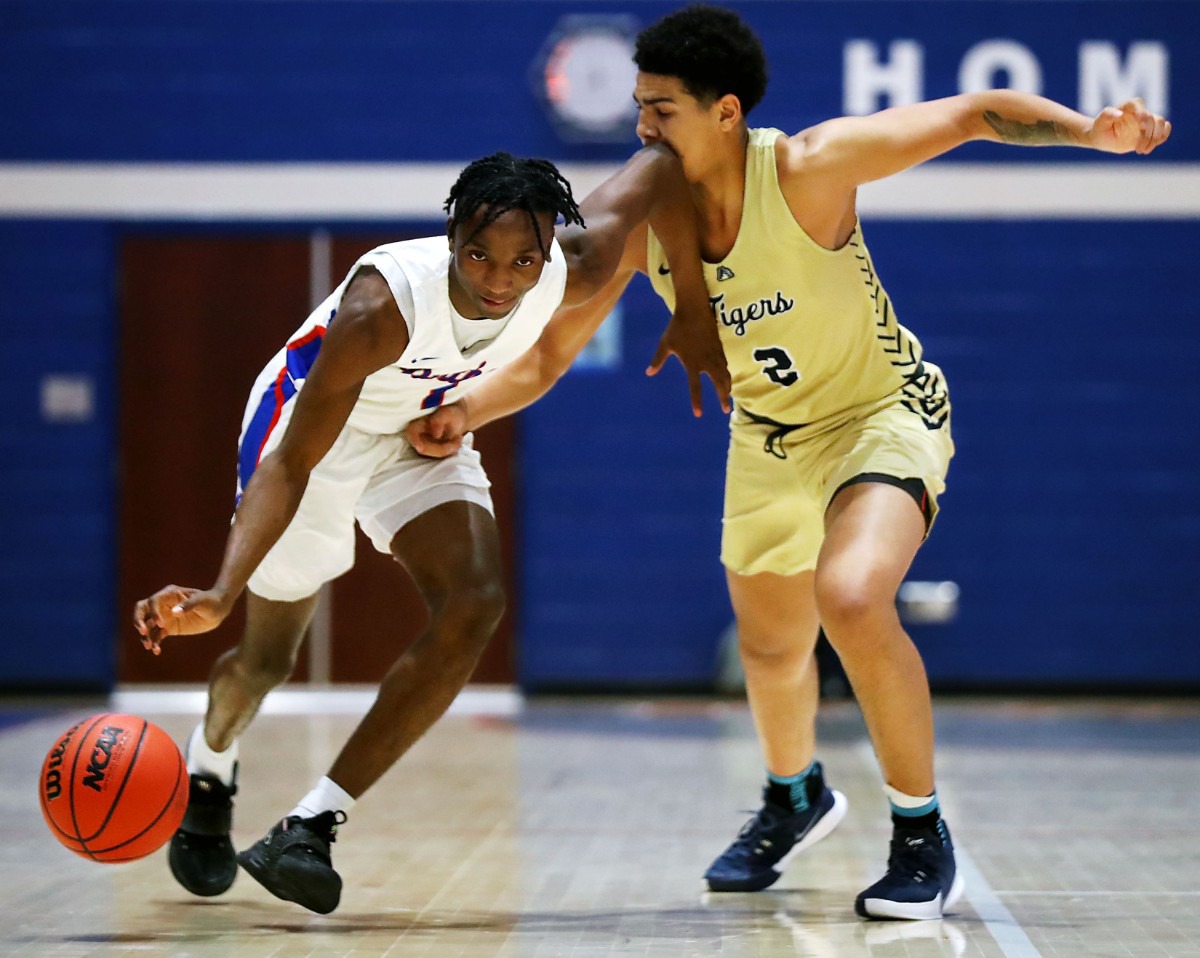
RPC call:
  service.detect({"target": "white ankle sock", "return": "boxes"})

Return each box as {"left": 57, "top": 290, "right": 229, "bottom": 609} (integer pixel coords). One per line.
{"left": 289, "top": 776, "right": 356, "bottom": 819}
{"left": 186, "top": 723, "right": 238, "bottom": 787}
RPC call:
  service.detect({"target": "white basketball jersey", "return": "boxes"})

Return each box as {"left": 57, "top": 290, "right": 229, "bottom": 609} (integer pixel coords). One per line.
{"left": 241, "top": 235, "right": 568, "bottom": 457}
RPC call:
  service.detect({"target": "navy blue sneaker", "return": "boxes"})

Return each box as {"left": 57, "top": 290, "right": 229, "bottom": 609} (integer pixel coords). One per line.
{"left": 238, "top": 811, "right": 346, "bottom": 914}
{"left": 855, "top": 819, "right": 965, "bottom": 920}
{"left": 705, "top": 764, "right": 848, "bottom": 892}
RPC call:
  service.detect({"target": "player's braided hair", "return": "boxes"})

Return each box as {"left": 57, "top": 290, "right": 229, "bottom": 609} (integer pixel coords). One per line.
{"left": 444, "top": 153, "right": 585, "bottom": 255}
{"left": 635, "top": 4, "right": 768, "bottom": 115}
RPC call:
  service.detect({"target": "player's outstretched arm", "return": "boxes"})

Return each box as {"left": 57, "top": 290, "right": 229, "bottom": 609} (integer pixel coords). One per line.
{"left": 1050, "top": 97, "right": 1170, "bottom": 155}
{"left": 407, "top": 147, "right": 733, "bottom": 460}
{"left": 641, "top": 153, "right": 730, "bottom": 416}
{"left": 559, "top": 145, "right": 728, "bottom": 415}
{"left": 134, "top": 268, "right": 408, "bottom": 654}
{"left": 791, "top": 91, "right": 1171, "bottom": 190}
{"left": 406, "top": 265, "right": 634, "bottom": 459}
{"left": 408, "top": 148, "right": 673, "bottom": 460}
{"left": 557, "top": 144, "right": 679, "bottom": 306}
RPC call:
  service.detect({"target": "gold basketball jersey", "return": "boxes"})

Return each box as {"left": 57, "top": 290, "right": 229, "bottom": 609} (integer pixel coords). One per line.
{"left": 648, "top": 127, "right": 948, "bottom": 435}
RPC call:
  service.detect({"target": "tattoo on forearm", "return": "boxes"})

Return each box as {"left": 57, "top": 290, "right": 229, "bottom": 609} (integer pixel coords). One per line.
{"left": 983, "top": 111, "right": 1078, "bottom": 145}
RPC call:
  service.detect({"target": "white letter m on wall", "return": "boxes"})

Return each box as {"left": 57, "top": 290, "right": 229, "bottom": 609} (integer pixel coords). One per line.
{"left": 1079, "top": 42, "right": 1168, "bottom": 117}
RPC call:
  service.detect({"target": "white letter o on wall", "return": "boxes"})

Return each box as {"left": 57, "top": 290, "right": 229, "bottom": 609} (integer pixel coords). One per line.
{"left": 959, "top": 40, "right": 1043, "bottom": 95}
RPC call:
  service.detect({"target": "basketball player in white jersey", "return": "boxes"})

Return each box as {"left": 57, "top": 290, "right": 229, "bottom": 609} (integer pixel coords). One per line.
{"left": 132, "top": 148, "right": 725, "bottom": 915}
{"left": 406, "top": 5, "right": 1170, "bottom": 921}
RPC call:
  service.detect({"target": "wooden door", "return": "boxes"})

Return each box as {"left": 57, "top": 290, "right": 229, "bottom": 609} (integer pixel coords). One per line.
{"left": 117, "top": 233, "right": 518, "bottom": 686}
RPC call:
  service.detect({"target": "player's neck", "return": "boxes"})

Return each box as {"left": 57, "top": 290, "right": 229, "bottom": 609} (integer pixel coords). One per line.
{"left": 692, "top": 132, "right": 748, "bottom": 262}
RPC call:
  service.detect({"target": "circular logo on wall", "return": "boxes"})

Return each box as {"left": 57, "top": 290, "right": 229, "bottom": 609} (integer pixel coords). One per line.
{"left": 533, "top": 16, "right": 640, "bottom": 143}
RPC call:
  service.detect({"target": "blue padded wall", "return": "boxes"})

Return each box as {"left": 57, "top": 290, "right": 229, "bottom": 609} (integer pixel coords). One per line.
{"left": 0, "top": 221, "right": 116, "bottom": 689}
{"left": 4, "top": 2, "right": 1198, "bottom": 163}
{"left": 865, "top": 220, "right": 1200, "bottom": 687}
{"left": 518, "top": 290, "right": 731, "bottom": 687}
{"left": 1, "top": 1, "right": 1197, "bottom": 689}
{"left": 519, "top": 221, "right": 1200, "bottom": 689}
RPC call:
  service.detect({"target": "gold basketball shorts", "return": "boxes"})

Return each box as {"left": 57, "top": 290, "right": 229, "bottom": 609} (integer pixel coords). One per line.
{"left": 720, "top": 398, "right": 955, "bottom": 577}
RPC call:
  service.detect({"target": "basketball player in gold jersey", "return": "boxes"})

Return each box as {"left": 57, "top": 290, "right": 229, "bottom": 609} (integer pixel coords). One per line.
{"left": 406, "top": 4, "right": 1171, "bottom": 920}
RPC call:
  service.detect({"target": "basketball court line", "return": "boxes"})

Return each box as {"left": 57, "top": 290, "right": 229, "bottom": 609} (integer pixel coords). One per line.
{"left": 995, "top": 890, "right": 1200, "bottom": 897}
{"left": 853, "top": 741, "right": 1045, "bottom": 958}
{"left": 953, "top": 847, "right": 1045, "bottom": 958}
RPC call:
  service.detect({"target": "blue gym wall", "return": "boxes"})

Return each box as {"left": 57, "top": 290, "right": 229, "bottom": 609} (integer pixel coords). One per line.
{"left": 1, "top": 1, "right": 1197, "bottom": 690}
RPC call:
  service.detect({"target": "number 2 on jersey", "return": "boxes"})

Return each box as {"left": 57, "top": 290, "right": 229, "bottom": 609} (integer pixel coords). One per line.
{"left": 753, "top": 346, "right": 800, "bottom": 387}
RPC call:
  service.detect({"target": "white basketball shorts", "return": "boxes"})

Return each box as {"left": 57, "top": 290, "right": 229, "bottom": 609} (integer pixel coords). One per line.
{"left": 237, "top": 403, "right": 492, "bottom": 602}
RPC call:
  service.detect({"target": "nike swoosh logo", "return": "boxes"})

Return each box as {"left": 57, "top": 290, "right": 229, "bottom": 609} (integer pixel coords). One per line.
{"left": 411, "top": 356, "right": 439, "bottom": 363}
{"left": 657, "top": 263, "right": 670, "bottom": 275}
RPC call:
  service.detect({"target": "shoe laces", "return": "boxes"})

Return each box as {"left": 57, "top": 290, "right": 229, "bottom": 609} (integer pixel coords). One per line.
{"left": 885, "top": 828, "right": 942, "bottom": 882}
{"left": 729, "top": 803, "right": 790, "bottom": 853}
{"left": 284, "top": 810, "right": 347, "bottom": 844}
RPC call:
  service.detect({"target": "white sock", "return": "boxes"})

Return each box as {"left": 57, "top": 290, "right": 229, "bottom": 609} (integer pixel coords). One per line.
{"left": 186, "top": 723, "right": 238, "bottom": 787}
{"left": 289, "top": 775, "right": 356, "bottom": 819}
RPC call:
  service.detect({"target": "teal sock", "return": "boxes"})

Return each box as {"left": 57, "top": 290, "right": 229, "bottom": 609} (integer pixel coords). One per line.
{"left": 767, "top": 762, "right": 816, "bottom": 814}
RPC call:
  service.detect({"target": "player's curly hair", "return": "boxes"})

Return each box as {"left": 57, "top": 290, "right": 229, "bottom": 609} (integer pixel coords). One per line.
{"left": 444, "top": 153, "right": 585, "bottom": 256}
{"left": 634, "top": 4, "right": 768, "bottom": 115}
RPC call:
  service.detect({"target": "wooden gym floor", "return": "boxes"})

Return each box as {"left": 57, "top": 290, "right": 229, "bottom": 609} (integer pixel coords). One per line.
{"left": 1, "top": 688, "right": 1197, "bottom": 957}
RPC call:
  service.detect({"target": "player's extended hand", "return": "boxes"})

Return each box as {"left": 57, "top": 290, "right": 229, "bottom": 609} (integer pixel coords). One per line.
{"left": 646, "top": 302, "right": 732, "bottom": 417}
{"left": 405, "top": 402, "right": 468, "bottom": 458}
{"left": 133, "top": 585, "right": 232, "bottom": 655}
{"left": 1087, "top": 98, "right": 1171, "bottom": 155}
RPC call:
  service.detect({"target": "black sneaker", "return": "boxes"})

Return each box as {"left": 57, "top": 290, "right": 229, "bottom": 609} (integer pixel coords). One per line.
{"left": 169, "top": 771, "right": 238, "bottom": 897}
{"left": 237, "top": 811, "right": 347, "bottom": 914}
{"left": 855, "top": 819, "right": 965, "bottom": 920}
{"left": 704, "top": 763, "right": 848, "bottom": 892}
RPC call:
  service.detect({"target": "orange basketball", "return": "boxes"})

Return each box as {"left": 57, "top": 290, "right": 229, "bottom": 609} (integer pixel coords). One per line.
{"left": 38, "top": 713, "right": 188, "bottom": 863}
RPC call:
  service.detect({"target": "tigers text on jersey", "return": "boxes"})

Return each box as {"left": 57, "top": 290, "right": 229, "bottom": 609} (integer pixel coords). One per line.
{"left": 238, "top": 235, "right": 567, "bottom": 489}
{"left": 648, "top": 127, "right": 948, "bottom": 435}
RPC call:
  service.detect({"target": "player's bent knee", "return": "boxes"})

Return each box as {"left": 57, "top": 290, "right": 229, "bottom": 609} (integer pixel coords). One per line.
{"left": 814, "top": 577, "right": 895, "bottom": 636}
{"left": 737, "top": 632, "right": 809, "bottom": 664}
{"left": 432, "top": 580, "right": 507, "bottom": 643}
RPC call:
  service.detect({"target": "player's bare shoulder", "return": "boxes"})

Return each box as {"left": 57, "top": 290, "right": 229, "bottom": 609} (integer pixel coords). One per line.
{"left": 328, "top": 266, "right": 410, "bottom": 370}
{"left": 775, "top": 123, "right": 847, "bottom": 185}
{"left": 774, "top": 126, "right": 858, "bottom": 247}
